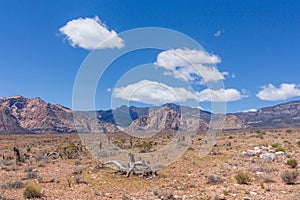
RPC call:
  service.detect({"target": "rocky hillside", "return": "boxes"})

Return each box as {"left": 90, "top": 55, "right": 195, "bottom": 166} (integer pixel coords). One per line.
{"left": 234, "top": 100, "right": 300, "bottom": 128}
{"left": 0, "top": 96, "right": 117, "bottom": 133}
{"left": 0, "top": 96, "right": 300, "bottom": 133}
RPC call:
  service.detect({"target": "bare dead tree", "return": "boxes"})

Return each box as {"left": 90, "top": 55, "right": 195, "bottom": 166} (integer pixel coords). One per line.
{"left": 104, "top": 153, "right": 156, "bottom": 178}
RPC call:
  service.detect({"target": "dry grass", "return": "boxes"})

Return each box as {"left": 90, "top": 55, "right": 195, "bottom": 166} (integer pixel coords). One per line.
{"left": 0, "top": 130, "right": 299, "bottom": 199}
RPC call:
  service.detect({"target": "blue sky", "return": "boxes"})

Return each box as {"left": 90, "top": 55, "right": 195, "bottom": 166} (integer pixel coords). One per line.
{"left": 1, "top": 0, "right": 300, "bottom": 113}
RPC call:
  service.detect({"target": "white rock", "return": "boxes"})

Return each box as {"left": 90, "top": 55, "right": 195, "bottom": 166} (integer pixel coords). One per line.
{"left": 256, "top": 172, "right": 264, "bottom": 175}
{"left": 247, "top": 150, "right": 256, "bottom": 156}
{"left": 275, "top": 151, "right": 285, "bottom": 156}
{"left": 250, "top": 191, "right": 257, "bottom": 195}
{"left": 260, "top": 153, "right": 275, "bottom": 161}
{"left": 254, "top": 147, "right": 261, "bottom": 151}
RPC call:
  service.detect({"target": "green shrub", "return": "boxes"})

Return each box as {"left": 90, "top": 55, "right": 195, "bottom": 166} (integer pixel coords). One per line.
{"left": 135, "top": 141, "right": 153, "bottom": 153}
{"left": 286, "top": 159, "right": 298, "bottom": 168}
{"left": 281, "top": 171, "right": 298, "bottom": 185}
{"left": 57, "top": 140, "right": 83, "bottom": 159}
{"left": 286, "top": 129, "right": 292, "bottom": 134}
{"left": 271, "top": 143, "right": 279, "bottom": 148}
{"left": 235, "top": 172, "right": 251, "bottom": 184}
{"left": 275, "top": 146, "right": 285, "bottom": 152}
{"left": 23, "top": 185, "right": 42, "bottom": 199}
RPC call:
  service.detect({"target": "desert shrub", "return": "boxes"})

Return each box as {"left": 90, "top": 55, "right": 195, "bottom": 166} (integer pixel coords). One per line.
{"left": 275, "top": 146, "right": 285, "bottom": 152}
{"left": 37, "top": 159, "right": 48, "bottom": 167}
{"left": 93, "top": 189, "right": 100, "bottom": 196}
{"left": 74, "top": 159, "right": 81, "bottom": 166}
{"left": 73, "top": 166, "right": 85, "bottom": 175}
{"left": 57, "top": 140, "right": 83, "bottom": 159}
{"left": 1, "top": 181, "right": 24, "bottom": 189}
{"left": 286, "top": 129, "right": 292, "bottom": 134}
{"left": 26, "top": 146, "right": 32, "bottom": 153}
{"left": 271, "top": 143, "right": 279, "bottom": 148}
{"left": 24, "top": 166, "right": 33, "bottom": 172}
{"left": 23, "top": 185, "right": 42, "bottom": 199}
{"left": 297, "top": 141, "right": 300, "bottom": 147}
{"left": 94, "top": 162, "right": 103, "bottom": 170}
{"left": 235, "top": 172, "right": 251, "bottom": 185}
{"left": 0, "top": 159, "right": 14, "bottom": 167}
{"left": 255, "top": 130, "right": 261, "bottom": 134}
{"left": 206, "top": 175, "right": 223, "bottom": 184}
{"left": 262, "top": 173, "right": 275, "bottom": 183}
{"left": 281, "top": 170, "right": 298, "bottom": 185}
{"left": 26, "top": 171, "right": 38, "bottom": 179}
{"left": 135, "top": 141, "right": 153, "bottom": 153}
{"left": 286, "top": 159, "right": 298, "bottom": 168}
{"left": 122, "top": 194, "right": 130, "bottom": 200}
{"left": 74, "top": 175, "right": 82, "bottom": 184}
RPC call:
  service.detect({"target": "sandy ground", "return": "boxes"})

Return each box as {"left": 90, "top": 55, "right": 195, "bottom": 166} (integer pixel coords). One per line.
{"left": 0, "top": 130, "right": 299, "bottom": 200}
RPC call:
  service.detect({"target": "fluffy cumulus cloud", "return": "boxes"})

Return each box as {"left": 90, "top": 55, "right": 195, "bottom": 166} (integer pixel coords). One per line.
{"left": 155, "top": 48, "right": 227, "bottom": 84}
{"left": 113, "top": 80, "right": 195, "bottom": 104}
{"left": 196, "top": 88, "right": 248, "bottom": 102}
{"left": 59, "top": 16, "right": 124, "bottom": 50}
{"left": 113, "top": 80, "right": 246, "bottom": 104}
{"left": 256, "top": 83, "right": 300, "bottom": 101}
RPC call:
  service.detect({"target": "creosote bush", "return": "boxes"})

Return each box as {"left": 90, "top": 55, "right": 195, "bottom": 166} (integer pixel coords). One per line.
{"left": 135, "top": 141, "right": 153, "bottom": 153}
{"left": 271, "top": 143, "right": 279, "bottom": 148}
{"left": 286, "top": 159, "right": 298, "bottom": 168}
{"left": 275, "top": 146, "right": 285, "bottom": 152}
{"left": 23, "top": 185, "right": 42, "bottom": 199}
{"left": 206, "top": 175, "right": 223, "bottom": 184}
{"left": 26, "top": 171, "right": 38, "bottom": 179}
{"left": 235, "top": 172, "right": 251, "bottom": 185}
{"left": 281, "top": 170, "right": 298, "bottom": 185}
{"left": 1, "top": 181, "right": 24, "bottom": 189}
{"left": 57, "top": 140, "right": 84, "bottom": 159}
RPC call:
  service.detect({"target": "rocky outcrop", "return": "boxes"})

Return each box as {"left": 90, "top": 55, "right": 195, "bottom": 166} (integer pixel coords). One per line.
{"left": 0, "top": 96, "right": 119, "bottom": 133}
{"left": 234, "top": 100, "right": 300, "bottom": 128}
{"left": 1, "top": 95, "right": 300, "bottom": 133}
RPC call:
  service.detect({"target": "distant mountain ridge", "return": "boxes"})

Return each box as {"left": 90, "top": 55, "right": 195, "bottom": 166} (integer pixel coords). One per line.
{"left": 0, "top": 95, "right": 299, "bottom": 133}
{"left": 234, "top": 100, "right": 300, "bottom": 128}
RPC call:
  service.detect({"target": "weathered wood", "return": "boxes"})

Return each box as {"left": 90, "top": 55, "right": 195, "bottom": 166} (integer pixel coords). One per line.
{"left": 103, "top": 153, "right": 156, "bottom": 178}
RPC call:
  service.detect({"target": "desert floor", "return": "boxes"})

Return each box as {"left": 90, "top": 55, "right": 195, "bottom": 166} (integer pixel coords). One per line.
{"left": 0, "top": 130, "right": 299, "bottom": 200}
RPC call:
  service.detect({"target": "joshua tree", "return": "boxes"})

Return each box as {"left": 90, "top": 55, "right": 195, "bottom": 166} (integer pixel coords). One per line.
{"left": 13, "top": 146, "right": 21, "bottom": 164}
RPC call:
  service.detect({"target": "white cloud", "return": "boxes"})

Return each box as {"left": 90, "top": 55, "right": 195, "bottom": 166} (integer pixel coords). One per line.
{"left": 214, "top": 30, "right": 224, "bottom": 37}
{"left": 113, "top": 80, "right": 246, "bottom": 104}
{"left": 154, "top": 48, "right": 227, "bottom": 84}
{"left": 155, "top": 48, "right": 221, "bottom": 68}
{"left": 196, "top": 88, "right": 248, "bottom": 102}
{"left": 113, "top": 80, "right": 195, "bottom": 104}
{"left": 242, "top": 108, "right": 257, "bottom": 113}
{"left": 257, "top": 83, "right": 300, "bottom": 101}
{"left": 59, "top": 16, "right": 124, "bottom": 50}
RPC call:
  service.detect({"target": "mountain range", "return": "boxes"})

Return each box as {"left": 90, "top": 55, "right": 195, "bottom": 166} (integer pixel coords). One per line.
{"left": 0, "top": 95, "right": 299, "bottom": 134}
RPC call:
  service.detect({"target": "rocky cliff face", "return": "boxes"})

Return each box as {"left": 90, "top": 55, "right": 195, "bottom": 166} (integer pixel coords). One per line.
{"left": 1, "top": 96, "right": 299, "bottom": 133}
{"left": 0, "top": 96, "right": 118, "bottom": 133}
{"left": 123, "top": 106, "right": 247, "bottom": 132}
{"left": 234, "top": 100, "right": 300, "bottom": 128}
{"left": 0, "top": 96, "right": 76, "bottom": 133}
